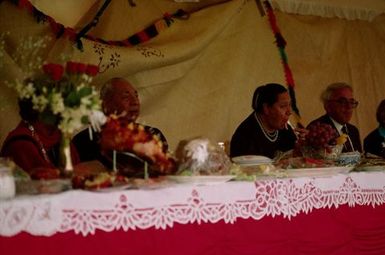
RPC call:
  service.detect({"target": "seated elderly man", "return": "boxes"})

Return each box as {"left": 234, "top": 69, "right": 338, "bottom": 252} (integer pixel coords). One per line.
{"left": 307, "top": 82, "right": 362, "bottom": 153}
{"left": 72, "top": 77, "right": 168, "bottom": 177}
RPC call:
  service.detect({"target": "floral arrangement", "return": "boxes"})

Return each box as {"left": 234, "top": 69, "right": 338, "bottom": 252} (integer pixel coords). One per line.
{"left": 1, "top": 34, "right": 102, "bottom": 172}
{"left": 11, "top": 61, "right": 101, "bottom": 135}
{"left": 0, "top": 35, "right": 101, "bottom": 135}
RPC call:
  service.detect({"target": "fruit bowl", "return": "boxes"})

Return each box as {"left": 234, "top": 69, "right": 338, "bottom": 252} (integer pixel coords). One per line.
{"left": 301, "top": 145, "right": 343, "bottom": 160}
{"left": 301, "top": 122, "right": 344, "bottom": 160}
{"left": 338, "top": 152, "right": 361, "bottom": 166}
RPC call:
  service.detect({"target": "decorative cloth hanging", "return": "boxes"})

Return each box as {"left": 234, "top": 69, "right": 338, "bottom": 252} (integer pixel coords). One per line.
{"left": 263, "top": 0, "right": 301, "bottom": 120}
{"left": 74, "top": 0, "right": 112, "bottom": 50}
{"left": 3, "top": 0, "right": 188, "bottom": 50}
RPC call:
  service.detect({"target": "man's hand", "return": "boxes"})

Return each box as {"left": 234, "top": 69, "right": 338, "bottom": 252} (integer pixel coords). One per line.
{"left": 89, "top": 110, "right": 107, "bottom": 132}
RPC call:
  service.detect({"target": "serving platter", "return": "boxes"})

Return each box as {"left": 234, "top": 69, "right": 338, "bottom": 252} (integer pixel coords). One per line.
{"left": 284, "top": 166, "right": 354, "bottom": 178}
{"left": 92, "top": 183, "right": 133, "bottom": 192}
{"left": 165, "top": 175, "right": 235, "bottom": 185}
{"left": 15, "top": 179, "right": 72, "bottom": 195}
{"left": 354, "top": 165, "right": 385, "bottom": 172}
{"left": 232, "top": 155, "right": 273, "bottom": 165}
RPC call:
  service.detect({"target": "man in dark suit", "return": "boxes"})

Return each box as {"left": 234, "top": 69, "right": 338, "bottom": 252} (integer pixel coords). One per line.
{"left": 72, "top": 77, "right": 169, "bottom": 177}
{"left": 307, "top": 82, "right": 362, "bottom": 153}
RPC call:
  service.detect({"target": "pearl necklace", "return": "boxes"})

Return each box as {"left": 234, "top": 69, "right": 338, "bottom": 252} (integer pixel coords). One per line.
{"left": 24, "top": 121, "right": 51, "bottom": 163}
{"left": 254, "top": 112, "right": 278, "bottom": 142}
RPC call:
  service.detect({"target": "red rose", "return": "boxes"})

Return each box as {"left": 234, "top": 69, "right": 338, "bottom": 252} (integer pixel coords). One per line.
{"left": 85, "top": 64, "right": 99, "bottom": 76}
{"left": 76, "top": 63, "right": 87, "bottom": 73}
{"left": 66, "top": 61, "right": 78, "bottom": 74}
{"left": 43, "top": 63, "right": 64, "bottom": 81}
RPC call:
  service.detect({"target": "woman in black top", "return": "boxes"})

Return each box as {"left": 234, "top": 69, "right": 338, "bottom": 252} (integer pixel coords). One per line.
{"left": 230, "top": 83, "right": 300, "bottom": 159}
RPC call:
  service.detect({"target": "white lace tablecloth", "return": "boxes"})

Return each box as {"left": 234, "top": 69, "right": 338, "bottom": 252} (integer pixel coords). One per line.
{"left": 1, "top": 171, "right": 385, "bottom": 237}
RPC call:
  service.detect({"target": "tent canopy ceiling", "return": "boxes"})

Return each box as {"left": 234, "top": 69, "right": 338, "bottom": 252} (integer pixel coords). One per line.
{"left": 29, "top": 0, "right": 385, "bottom": 32}
{"left": 175, "top": 0, "right": 385, "bottom": 21}
{"left": 271, "top": 0, "right": 385, "bottom": 21}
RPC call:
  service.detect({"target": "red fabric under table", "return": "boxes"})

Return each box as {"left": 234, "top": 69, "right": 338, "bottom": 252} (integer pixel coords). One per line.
{"left": 2, "top": 204, "right": 385, "bottom": 255}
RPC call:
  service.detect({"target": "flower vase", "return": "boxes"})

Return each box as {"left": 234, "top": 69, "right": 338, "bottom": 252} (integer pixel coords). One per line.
{"left": 60, "top": 135, "right": 73, "bottom": 178}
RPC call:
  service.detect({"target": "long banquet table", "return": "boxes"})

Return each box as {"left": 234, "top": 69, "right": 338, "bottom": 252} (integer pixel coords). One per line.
{"left": 1, "top": 170, "right": 385, "bottom": 255}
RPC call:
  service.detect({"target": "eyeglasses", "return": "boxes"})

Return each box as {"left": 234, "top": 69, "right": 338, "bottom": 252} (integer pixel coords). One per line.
{"left": 329, "top": 98, "right": 359, "bottom": 108}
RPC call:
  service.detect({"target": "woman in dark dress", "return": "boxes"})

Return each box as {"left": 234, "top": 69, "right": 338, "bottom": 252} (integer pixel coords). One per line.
{"left": 364, "top": 99, "right": 385, "bottom": 158}
{"left": 230, "top": 83, "right": 304, "bottom": 159}
{"left": 1, "top": 99, "right": 79, "bottom": 179}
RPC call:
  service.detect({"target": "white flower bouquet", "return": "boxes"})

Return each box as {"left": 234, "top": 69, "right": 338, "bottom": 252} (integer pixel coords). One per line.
{"left": 12, "top": 61, "right": 101, "bottom": 134}
{"left": 1, "top": 35, "right": 102, "bottom": 173}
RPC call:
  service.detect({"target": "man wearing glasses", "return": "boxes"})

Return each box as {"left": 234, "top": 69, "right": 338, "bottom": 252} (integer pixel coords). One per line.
{"left": 307, "top": 82, "right": 362, "bottom": 152}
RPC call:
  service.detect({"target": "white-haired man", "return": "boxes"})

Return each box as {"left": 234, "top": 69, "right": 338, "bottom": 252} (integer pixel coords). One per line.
{"left": 307, "top": 82, "right": 362, "bottom": 152}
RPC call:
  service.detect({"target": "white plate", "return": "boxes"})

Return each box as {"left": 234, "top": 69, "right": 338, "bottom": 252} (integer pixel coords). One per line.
{"left": 16, "top": 179, "right": 72, "bottom": 195}
{"left": 166, "top": 175, "right": 235, "bottom": 185}
{"left": 232, "top": 155, "right": 273, "bottom": 165}
{"left": 285, "top": 166, "right": 354, "bottom": 178}
{"left": 355, "top": 165, "right": 385, "bottom": 172}
{"left": 93, "top": 183, "right": 133, "bottom": 192}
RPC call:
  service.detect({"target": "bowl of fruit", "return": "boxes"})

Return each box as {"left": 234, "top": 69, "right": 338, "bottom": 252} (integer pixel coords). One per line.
{"left": 338, "top": 152, "right": 361, "bottom": 166}
{"left": 300, "top": 122, "right": 343, "bottom": 160}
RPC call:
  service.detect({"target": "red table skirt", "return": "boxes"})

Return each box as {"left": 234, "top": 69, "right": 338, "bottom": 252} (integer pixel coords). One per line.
{"left": 2, "top": 204, "right": 385, "bottom": 255}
